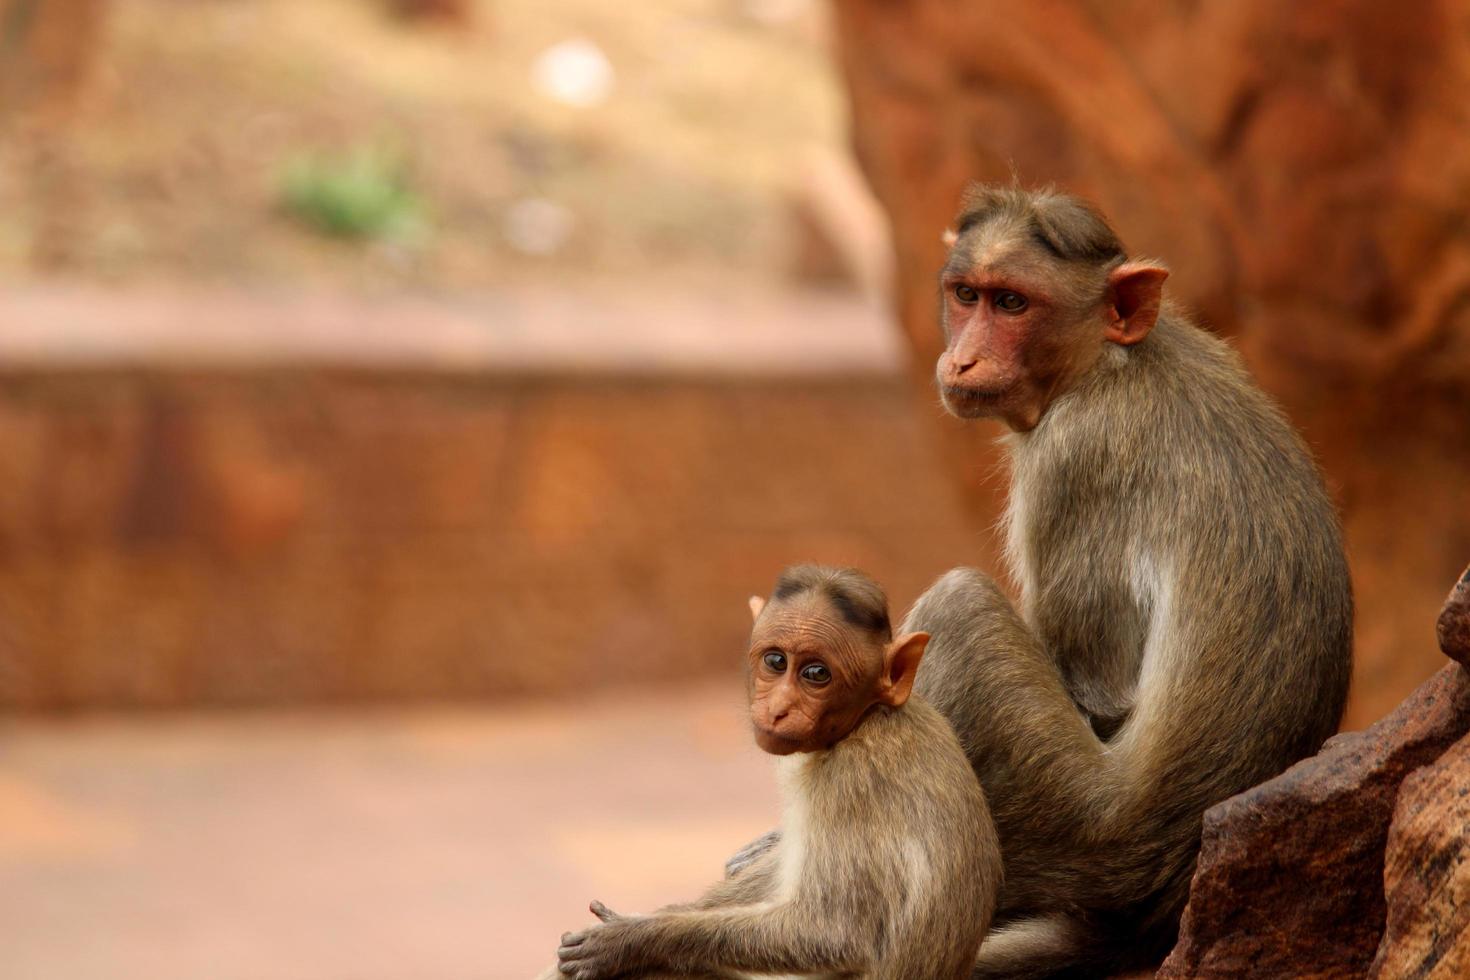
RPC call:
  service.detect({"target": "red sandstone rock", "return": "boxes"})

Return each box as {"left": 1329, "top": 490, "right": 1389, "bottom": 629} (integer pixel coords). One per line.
{"left": 1156, "top": 663, "right": 1470, "bottom": 978}
{"left": 1437, "top": 564, "right": 1470, "bottom": 667}
{"left": 1369, "top": 730, "right": 1470, "bottom": 978}
{"left": 831, "top": 0, "right": 1470, "bottom": 728}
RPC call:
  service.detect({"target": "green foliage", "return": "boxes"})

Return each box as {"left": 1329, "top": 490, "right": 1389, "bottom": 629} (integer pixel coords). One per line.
{"left": 279, "top": 147, "right": 426, "bottom": 242}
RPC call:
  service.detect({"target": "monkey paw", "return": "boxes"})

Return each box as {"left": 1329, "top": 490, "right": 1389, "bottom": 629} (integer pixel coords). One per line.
{"left": 556, "top": 916, "right": 640, "bottom": 980}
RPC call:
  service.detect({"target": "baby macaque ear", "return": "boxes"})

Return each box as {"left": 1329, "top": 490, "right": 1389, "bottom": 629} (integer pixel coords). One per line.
{"left": 941, "top": 228, "right": 958, "bottom": 247}
{"left": 878, "top": 632, "right": 930, "bottom": 708}
{"left": 748, "top": 596, "right": 766, "bottom": 622}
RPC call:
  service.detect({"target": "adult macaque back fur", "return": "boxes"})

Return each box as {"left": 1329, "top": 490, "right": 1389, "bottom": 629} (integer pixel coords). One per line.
{"left": 545, "top": 565, "right": 1002, "bottom": 980}
{"left": 733, "top": 186, "right": 1353, "bottom": 979}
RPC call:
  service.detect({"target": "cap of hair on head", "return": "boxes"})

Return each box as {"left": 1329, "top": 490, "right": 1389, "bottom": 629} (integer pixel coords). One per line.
{"left": 770, "top": 564, "right": 892, "bottom": 642}
{"left": 955, "top": 184, "right": 1126, "bottom": 265}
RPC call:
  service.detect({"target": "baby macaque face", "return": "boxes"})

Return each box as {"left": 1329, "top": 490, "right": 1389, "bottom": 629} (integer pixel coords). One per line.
{"left": 745, "top": 593, "right": 929, "bottom": 755}
{"left": 747, "top": 596, "right": 884, "bottom": 755}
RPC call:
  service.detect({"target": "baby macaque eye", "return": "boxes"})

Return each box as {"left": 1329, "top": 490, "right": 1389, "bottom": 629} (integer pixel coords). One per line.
{"left": 763, "top": 651, "right": 787, "bottom": 673}
{"left": 800, "top": 663, "right": 832, "bottom": 685}
{"left": 994, "top": 290, "right": 1028, "bottom": 313}
{"left": 953, "top": 284, "right": 980, "bottom": 305}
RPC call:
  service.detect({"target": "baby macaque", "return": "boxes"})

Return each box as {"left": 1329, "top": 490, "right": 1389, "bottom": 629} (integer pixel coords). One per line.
{"left": 546, "top": 564, "right": 1001, "bottom": 980}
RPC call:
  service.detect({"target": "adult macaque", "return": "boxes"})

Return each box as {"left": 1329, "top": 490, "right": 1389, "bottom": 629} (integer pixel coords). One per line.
{"left": 733, "top": 187, "right": 1354, "bottom": 977}
{"left": 547, "top": 565, "right": 1001, "bottom": 980}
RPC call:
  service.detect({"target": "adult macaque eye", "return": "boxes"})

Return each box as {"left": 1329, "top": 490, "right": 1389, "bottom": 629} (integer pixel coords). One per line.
{"left": 762, "top": 651, "right": 787, "bottom": 673}
{"left": 953, "top": 284, "right": 980, "bottom": 305}
{"left": 799, "top": 663, "right": 832, "bottom": 685}
{"left": 994, "top": 290, "right": 1028, "bottom": 313}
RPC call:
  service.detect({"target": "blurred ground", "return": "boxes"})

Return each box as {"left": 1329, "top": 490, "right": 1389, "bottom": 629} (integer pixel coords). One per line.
{"left": 1, "top": 0, "right": 846, "bottom": 291}
{"left": 0, "top": 682, "right": 778, "bottom": 980}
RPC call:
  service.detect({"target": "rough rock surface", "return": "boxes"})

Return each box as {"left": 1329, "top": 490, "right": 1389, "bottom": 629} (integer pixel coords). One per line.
{"left": 831, "top": 0, "right": 1470, "bottom": 727}
{"left": 1438, "top": 564, "right": 1470, "bottom": 667}
{"left": 1156, "top": 663, "right": 1470, "bottom": 978}
{"left": 1370, "top": 730, "right": 1470, "bottom": 978}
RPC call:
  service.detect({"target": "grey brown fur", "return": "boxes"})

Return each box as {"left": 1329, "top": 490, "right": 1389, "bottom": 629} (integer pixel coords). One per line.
{"left": 772, "top": 564, "right": 894, "bottom": 641}
{"left": 955, "top": 185, "right": 1125, "bottom": 266}
{"left": 733, "top": 187, "right": 1353, "bottom": 978}
{"left": 925, "top": 187, "right": 1351, "bottom": 976}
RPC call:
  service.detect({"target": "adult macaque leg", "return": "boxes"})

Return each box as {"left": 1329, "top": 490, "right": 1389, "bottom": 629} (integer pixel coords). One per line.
{"left": 905, "top": 568, "right": 1198, "bottom": 975}
{"left": 904, "top": 568, "right": 1142, "bottom": 913}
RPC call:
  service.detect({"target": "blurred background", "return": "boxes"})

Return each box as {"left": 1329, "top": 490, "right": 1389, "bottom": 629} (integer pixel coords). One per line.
{"left": 0, "top": 1, "right": 1467, "bottom": 978}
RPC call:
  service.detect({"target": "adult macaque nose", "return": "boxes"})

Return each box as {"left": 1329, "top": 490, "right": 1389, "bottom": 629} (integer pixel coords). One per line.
{"left": 949, "top": 330, "right": 986, "bottom": 377}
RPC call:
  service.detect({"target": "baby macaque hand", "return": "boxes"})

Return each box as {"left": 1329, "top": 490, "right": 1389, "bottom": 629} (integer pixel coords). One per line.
{"left": 557, "top": 904, "right": 646, "bottom": 980}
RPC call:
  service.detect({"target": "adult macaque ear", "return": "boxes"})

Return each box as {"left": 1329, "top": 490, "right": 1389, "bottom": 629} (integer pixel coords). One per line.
{"left": 878, "top": 632, "right": 930, "bottom": 708}
{"left": 1105, "top": 262, "right": 1169, "bottom": 346}
{"left": 748, "top": 596, "right": 766, "bottom": 622}
{"left": 941, "top": 228, "right": 958, "bottom": 247}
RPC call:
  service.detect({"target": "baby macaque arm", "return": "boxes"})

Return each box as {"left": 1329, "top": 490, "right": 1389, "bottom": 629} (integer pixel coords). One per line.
{"left": 557, "top": 900, "right": 867, "bottom": 980}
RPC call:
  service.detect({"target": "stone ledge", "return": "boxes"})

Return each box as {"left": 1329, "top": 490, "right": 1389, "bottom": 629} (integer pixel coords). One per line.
{"left": 0, "top": 283, "right": 906, "bottom": 376}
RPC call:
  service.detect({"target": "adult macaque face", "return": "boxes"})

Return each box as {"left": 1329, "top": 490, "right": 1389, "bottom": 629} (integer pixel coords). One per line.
{"left": 745, "top": 595, "right": 928, "bottom": 755}
{"left": 937, "top": 208, "right": 1167, "bottom": 432}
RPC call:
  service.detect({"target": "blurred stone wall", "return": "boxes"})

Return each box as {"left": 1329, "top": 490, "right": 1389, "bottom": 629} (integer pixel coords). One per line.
{"left": 832, "top": 0, "right": 1470, "bottom": 727}
{"left": 0, "top": 286, "right": 974, "bottom": 708}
